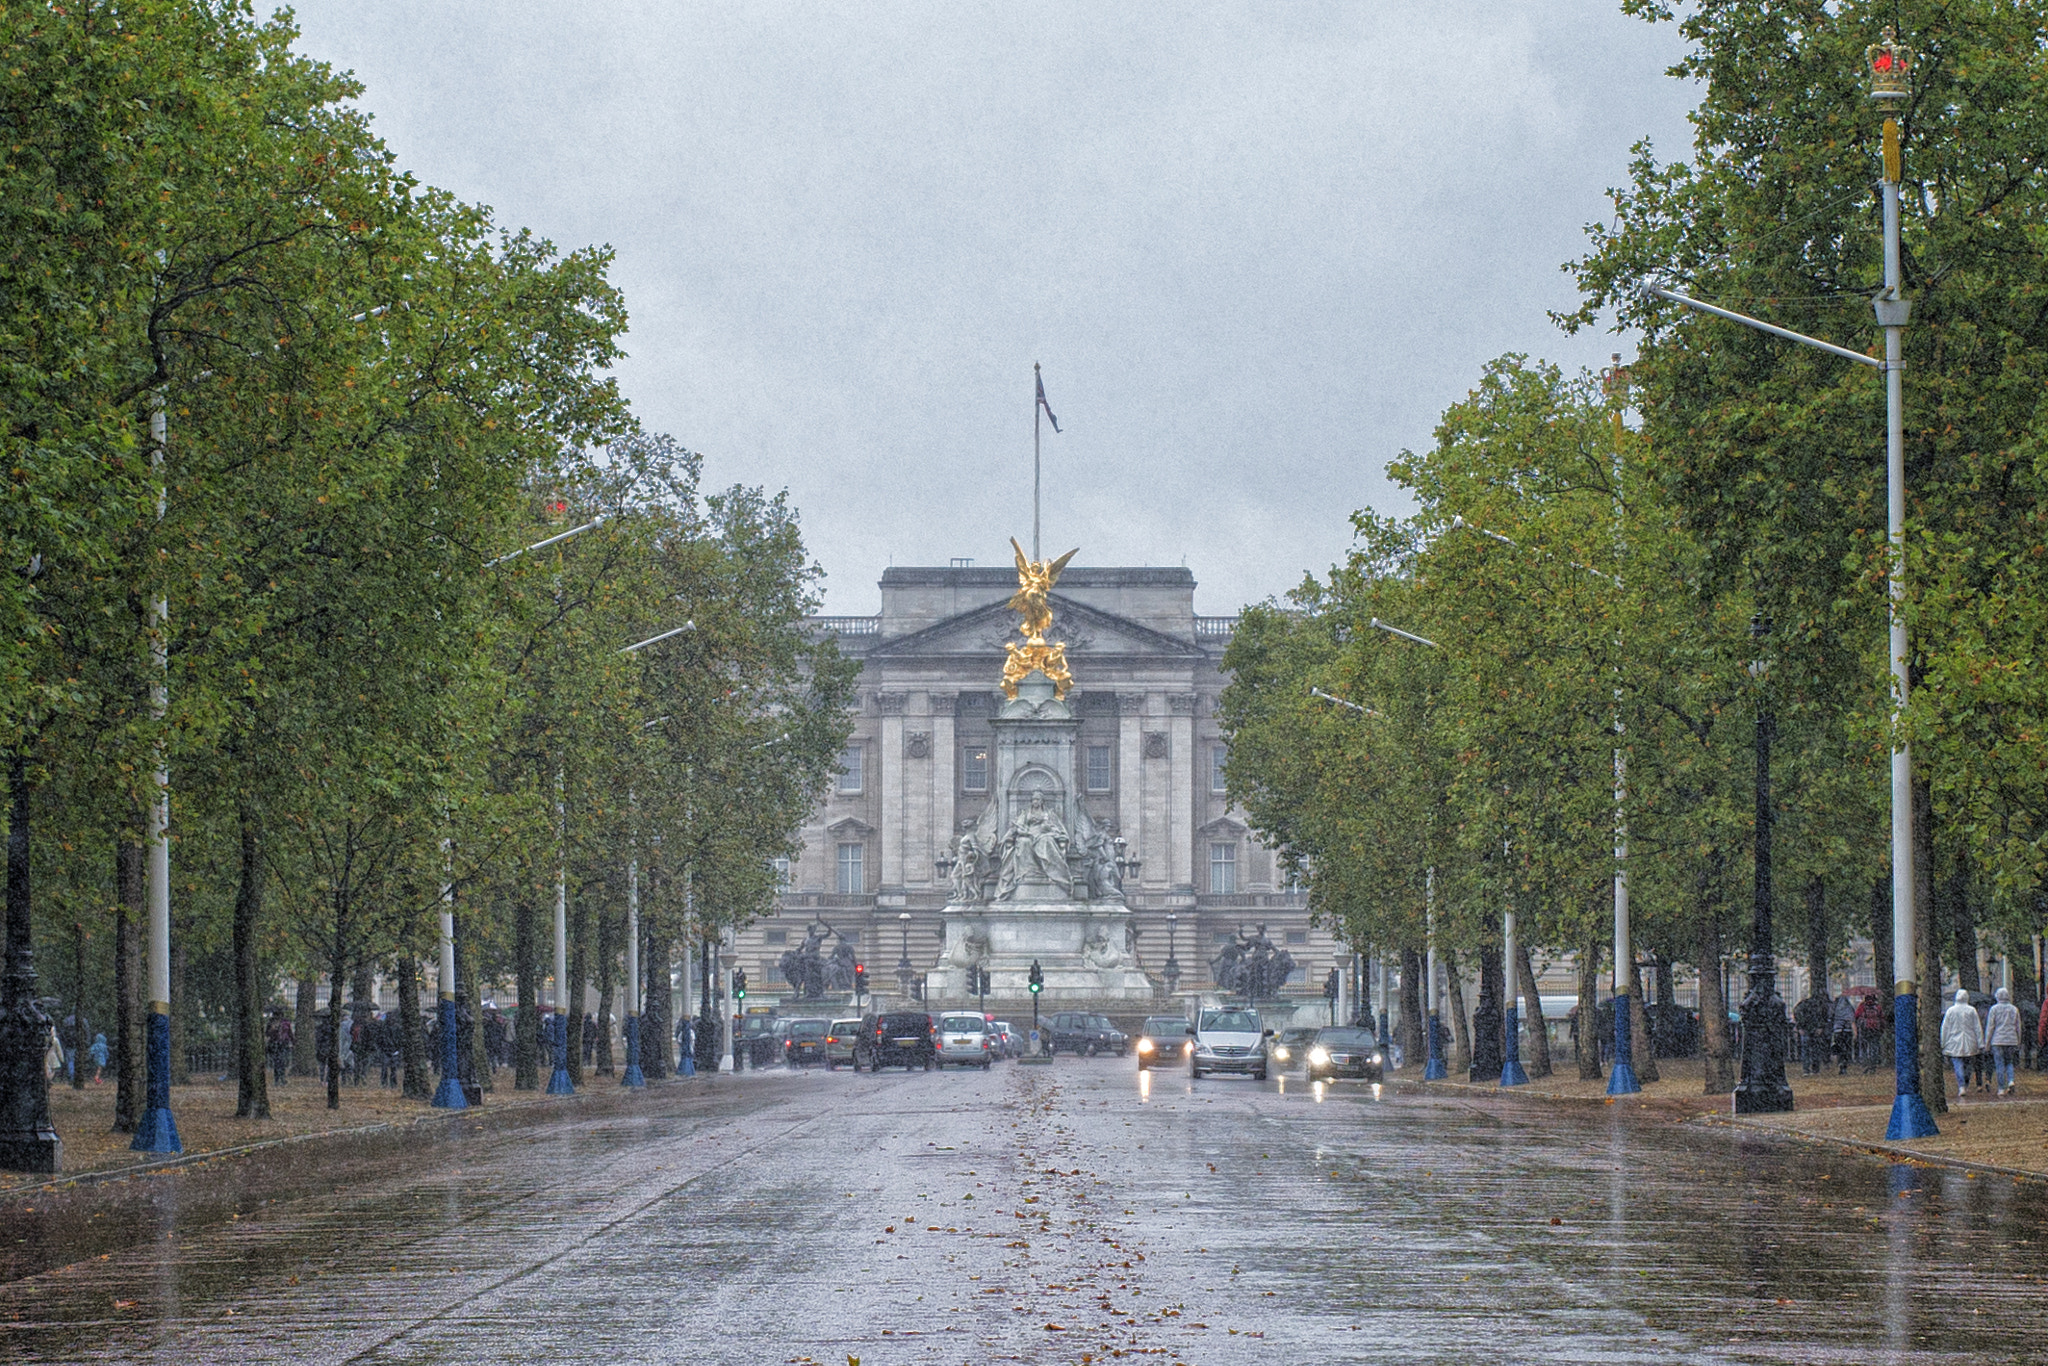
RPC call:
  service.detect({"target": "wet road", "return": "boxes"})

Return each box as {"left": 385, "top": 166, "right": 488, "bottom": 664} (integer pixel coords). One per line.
{"left": 4, "top": 1059, "right": 2047, "bottom": 1364}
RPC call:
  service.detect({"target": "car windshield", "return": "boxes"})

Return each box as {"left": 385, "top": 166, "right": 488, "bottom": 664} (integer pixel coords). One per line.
{"left": 787, "top": 1020, "right": 828, "bottom": 1038}
{"left": 1088, "top": 1015, "right": 1115, "bottom": 1029}
{"left": 1143, "top": 1017, "right": 1188, "bottom": 1034}
{"left": 1200, "top": 1011, "right": 1261, "bottom": 1033}
{"left": 1317, "top": 1028, "right": 1375, "bottom": 1047}
{"left": 941, "top": 1015, "right": 985, "bottom": 1032}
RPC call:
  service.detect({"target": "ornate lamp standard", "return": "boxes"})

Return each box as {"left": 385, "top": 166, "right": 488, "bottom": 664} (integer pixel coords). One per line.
{"left": 896, "top": 911, "right": 913, "bottom": 1001}
{"left": 1734, "top": 618, "right": 1794, "bottom": 1113}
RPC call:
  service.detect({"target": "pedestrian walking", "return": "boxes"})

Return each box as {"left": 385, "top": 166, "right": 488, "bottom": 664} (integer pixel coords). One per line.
{"left": 89, "top": 1030, "right": 108, "bottom": 1083}
{"left": 1942, "top": 988, "right": 1986, "bottom": 1102}
{"left": 1987, "top": 987, "right": 2023, "bottom": 1097}
{"left": 1830, "top": 992, "right": 1856, "bottom": 1075}
{"left": 266, "top": 1011, "right": 294, "bottom": 1085}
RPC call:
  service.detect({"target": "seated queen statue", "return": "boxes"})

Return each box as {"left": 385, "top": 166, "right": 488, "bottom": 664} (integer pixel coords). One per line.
{"left": 997, "top": 791, "right": 1073, "bottom": 900}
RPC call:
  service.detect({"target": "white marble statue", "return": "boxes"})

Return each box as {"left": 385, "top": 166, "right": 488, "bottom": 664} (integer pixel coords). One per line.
{"left": 997, "top": 791, "right": 1072, "bottom": 900}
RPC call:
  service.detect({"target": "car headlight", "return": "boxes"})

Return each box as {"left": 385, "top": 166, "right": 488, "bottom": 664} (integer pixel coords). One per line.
{"left": 1271, "top": 1046, "right": 1290, "bottom": 1061}
{"left": 1308, "top": 1045, "right": 1331, "bottom": 1066}
{"left": 1137, "top": 1039, "right": 1154, "bottom": 1053}
{"left": 1372, "top": 1052, "right": 1383, "bottom": 1066}
{"left": 1194, "top": 1042, "right": 1215, "bottom": 1055}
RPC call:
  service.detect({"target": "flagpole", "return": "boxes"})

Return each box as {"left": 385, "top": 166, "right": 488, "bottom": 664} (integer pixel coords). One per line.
{"left": 1032, "top": 361, "right": 1041, "bottom": 560}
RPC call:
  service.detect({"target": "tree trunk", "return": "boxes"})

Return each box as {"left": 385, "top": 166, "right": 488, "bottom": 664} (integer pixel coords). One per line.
{"left": 1914, "top": 778, "right": 1947, "bottom": 1114}
{"left": 641, "top": 918, "right": 671, "bottom": 1081}
{"left": 396, "top": 954, "right": 430, "bottom": 1100}
{"left": 1869, "top": 875, "right": 1893, "bottom": 1073}
{"left": 595, "top": 900, "right": 616, "bottom": 1077}
{"left": 1951, "top": 862, "right": 1981, "bottom": 994}
{"left": 455, "top": 907, "right": 489, "bottom": 1094}
{"left": 351, "top": 956, "right": 375, "bottom": 1086}
{"left": 1629, "top": 960, "right": 1659, "bottom": 1083}
{"left": 232, "top": 803, "right": 268, "bottom": 1119}
{"left": 169, "top": 929, "right": 188, "bottom": 1085}
{"left": 71, "top": 917, "right": 87, "bottom": 1090}
{"left": 326, "top": 887, "right": 349, "bottom": 1111}
{"left": 113, "top": 840, "right": 145, "bottom": 1132}
{"left": 1516, "top": 943, "right": 1552, "bottom": 1078}
{"left": 1699, "top": 889, "right": 1735, "bottom": 1094}
{"left": 1398, "top": 947, "right": 1423, "bottom": 1070}
{"left": 515, "top": 895, "right": 539, "bottom": 1090}
{"left": 293, "top": 974, "right": 317, "bottom": 1077}
{"left": 1806, "top": 874, "right": 1829, "bottom": 1000}
{"left": 567, "top": 889, "right": 588, "bottom": 1087}
{"left": 1442, "top": 947, "right": 1471, "bottom": 1076}
{"left": 1577, "top": 931, "right": 1603, "bottom": 1080}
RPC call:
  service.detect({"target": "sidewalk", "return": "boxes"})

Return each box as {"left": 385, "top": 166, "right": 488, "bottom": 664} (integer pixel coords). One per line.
{"left": 0, "top": 1069, "right": 618, "bottom": 1195}
{"left": 1398, "top": 1054, "right": 2048, "bottom": 1178}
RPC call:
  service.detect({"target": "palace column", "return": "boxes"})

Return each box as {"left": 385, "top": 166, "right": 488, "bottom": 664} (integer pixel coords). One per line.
{"left": 928, "top": 694, "right": 956, "bottom": 892}
{"left": 879, "top": 692, "right": 906, "bottom": 890}
{"left": 1117, "top": 692, "right": 1145, "bottom": 884}
{"left": 1169, "top": 692, "right": 1196, "bottom": 890}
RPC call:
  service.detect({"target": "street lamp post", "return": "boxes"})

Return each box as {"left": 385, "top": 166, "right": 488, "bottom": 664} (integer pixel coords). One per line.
{"left": 897, "top": 912, "right": 913, "bottom": 1001}
{"left": 1734, "top": 618, "right": 1794, "bottom": 1114}
{"left": 1163, "top": 911, "right": 1182, "bottom": 997}
{"left": 1424, "top": 866, "right": 1447, "bottom": 1080}
{"left": 545, "top": 769, "right": 574, "bottom": 1095}
{"left": 1636, "top": 27, "right": 1933, "bottom": 1138}
{"left": 620, "top": 809, "right": 645, "bottom": 1088}
{"left": 431, "top": 840, "right": 467, "bottom": 1109}
{"left": 131, "top": 393, "right": 180, "bottom": 1154}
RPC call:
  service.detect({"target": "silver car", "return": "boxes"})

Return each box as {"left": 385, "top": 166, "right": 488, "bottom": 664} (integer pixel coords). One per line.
{"left": 935, "top": 1012, "right": 994, "bottom": 1070}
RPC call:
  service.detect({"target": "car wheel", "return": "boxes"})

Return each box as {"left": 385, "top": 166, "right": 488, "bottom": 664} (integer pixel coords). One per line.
{"left": 1190, "top": 1064, "right": 1203, "bottom": 1080}
{"left": 1254, "top": 1067, "right": 1268, "bottom": 1081}
{"left": 982, "top": 1060, "right": 992, "bottom": 1071}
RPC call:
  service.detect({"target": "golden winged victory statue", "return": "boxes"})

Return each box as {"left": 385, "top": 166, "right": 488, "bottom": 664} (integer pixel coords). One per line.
{"left": 1002, "top": 537, "right": 1078, "bottom": 699}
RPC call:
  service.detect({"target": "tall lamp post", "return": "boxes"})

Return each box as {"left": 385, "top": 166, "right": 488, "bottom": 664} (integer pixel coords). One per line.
{"left": 1637, "top": 27, "right": 1934, "bottom": 1139}
{"left": 1734, "top": 618, "right": 1794, "bottom": 1113}
{"left": 132, "top": 393, "right": 180, "bottom": 1154}
{"left": 1424, "top": 866, "right": 1447, "bottom": 1080}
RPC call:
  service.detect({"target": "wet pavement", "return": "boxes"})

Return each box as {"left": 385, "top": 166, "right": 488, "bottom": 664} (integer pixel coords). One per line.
{"left": 3, "top": 1059, "right": 2046, "bottom": 1364}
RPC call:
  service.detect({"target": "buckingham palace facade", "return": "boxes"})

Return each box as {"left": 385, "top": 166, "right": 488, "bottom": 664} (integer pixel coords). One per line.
{"left": 732, "top": 561, "right": 1336, "bottom": 1014}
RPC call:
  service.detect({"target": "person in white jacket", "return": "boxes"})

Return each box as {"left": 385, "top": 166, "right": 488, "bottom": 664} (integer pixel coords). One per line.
{"left": 1987, "top": 987, "right": 2024, "bottom": 1097}
{"left": 1941, "top": 988, "right": 1986, "bottom": 1101}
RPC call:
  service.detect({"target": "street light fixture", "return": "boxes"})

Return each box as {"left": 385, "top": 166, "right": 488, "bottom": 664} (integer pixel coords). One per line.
{"left": 1632, "top": 26, "right": 1936, "bottom": 1139}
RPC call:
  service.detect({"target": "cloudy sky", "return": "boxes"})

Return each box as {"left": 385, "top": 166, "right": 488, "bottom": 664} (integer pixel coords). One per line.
{"left": 287, "top": 2, "right": 1699, "bottom": 615}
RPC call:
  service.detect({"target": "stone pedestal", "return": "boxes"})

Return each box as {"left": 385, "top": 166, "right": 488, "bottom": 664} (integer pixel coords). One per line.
{"left": 933, "top": 903, "right": 1154, "bottom": 1002}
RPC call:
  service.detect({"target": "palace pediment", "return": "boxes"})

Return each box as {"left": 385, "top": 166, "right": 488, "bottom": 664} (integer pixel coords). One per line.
{"left": 863, "top": 594, "right": 1205, "bottom": 663}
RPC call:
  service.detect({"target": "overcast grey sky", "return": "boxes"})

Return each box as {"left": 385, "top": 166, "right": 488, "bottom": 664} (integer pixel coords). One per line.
{"left": 286, "top": 2, "right": 1698, "bottom": 615}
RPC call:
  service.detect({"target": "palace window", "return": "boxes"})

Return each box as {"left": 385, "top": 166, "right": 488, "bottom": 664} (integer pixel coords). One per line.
{"left": 764, "top": 930, "right": 788, "bottom": 946}
{"left": 1285, "top": 930, "right": 1308, "bottom": 946}
{"left": 837, "top": 744, "right": 863, "bottom": 793}
{"left": 1211, "top": 744, "right": 1229, "bottom": 793}
{"left": 963, "top": 745, "right": 989, "bottom": 793}
{"left": 771, "top": 856, "right": 792, "bottom": 890}
{"left": 1085, "top": 744, "right": 1112, "bottom": 792}
{"left": 836, "top": 842, "right": 865, "bottom": 894}
{"left": 1209, "top": 842, "right": 1238, "bottom": 895}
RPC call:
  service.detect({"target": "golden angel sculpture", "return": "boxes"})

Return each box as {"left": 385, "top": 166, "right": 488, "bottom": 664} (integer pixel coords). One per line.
{"left": 1003, "top": 537, "right": 1078, "bottom": 698}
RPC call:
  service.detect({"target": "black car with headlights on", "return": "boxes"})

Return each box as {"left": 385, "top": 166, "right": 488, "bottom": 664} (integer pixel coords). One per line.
{"left": 1268, "top": 1026, "right": 1319, "bottom": 1071}
{"left": 1304, "top": 1026, "right": 1383, "bottom": 1082}
{"left": 1133, "top": 1015, "right": 1192, "bottom": 1070}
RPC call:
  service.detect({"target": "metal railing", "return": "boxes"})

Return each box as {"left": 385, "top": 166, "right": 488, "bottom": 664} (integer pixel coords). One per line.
{"left": 812, "top": 615, "right": 881, "bottom": 636}
{"left": 1194, "top": 616, "right": 1239, "bottom": 639}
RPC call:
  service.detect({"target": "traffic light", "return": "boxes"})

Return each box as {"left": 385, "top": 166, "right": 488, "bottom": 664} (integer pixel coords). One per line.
{"left": 977, "top": 965, "right": 992, "bottom": 996}
{"left": 1028, "top": 960, "right": 1044, "bottom": 995}
{"left": 1324, "top": 967, "right": 1340, "bottom": 1003}
{"left": 853, "top": 963, "right": 867, "bottom": 997}
{"left": 732, "top": 968, "right": 747, "bottom": 1001}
